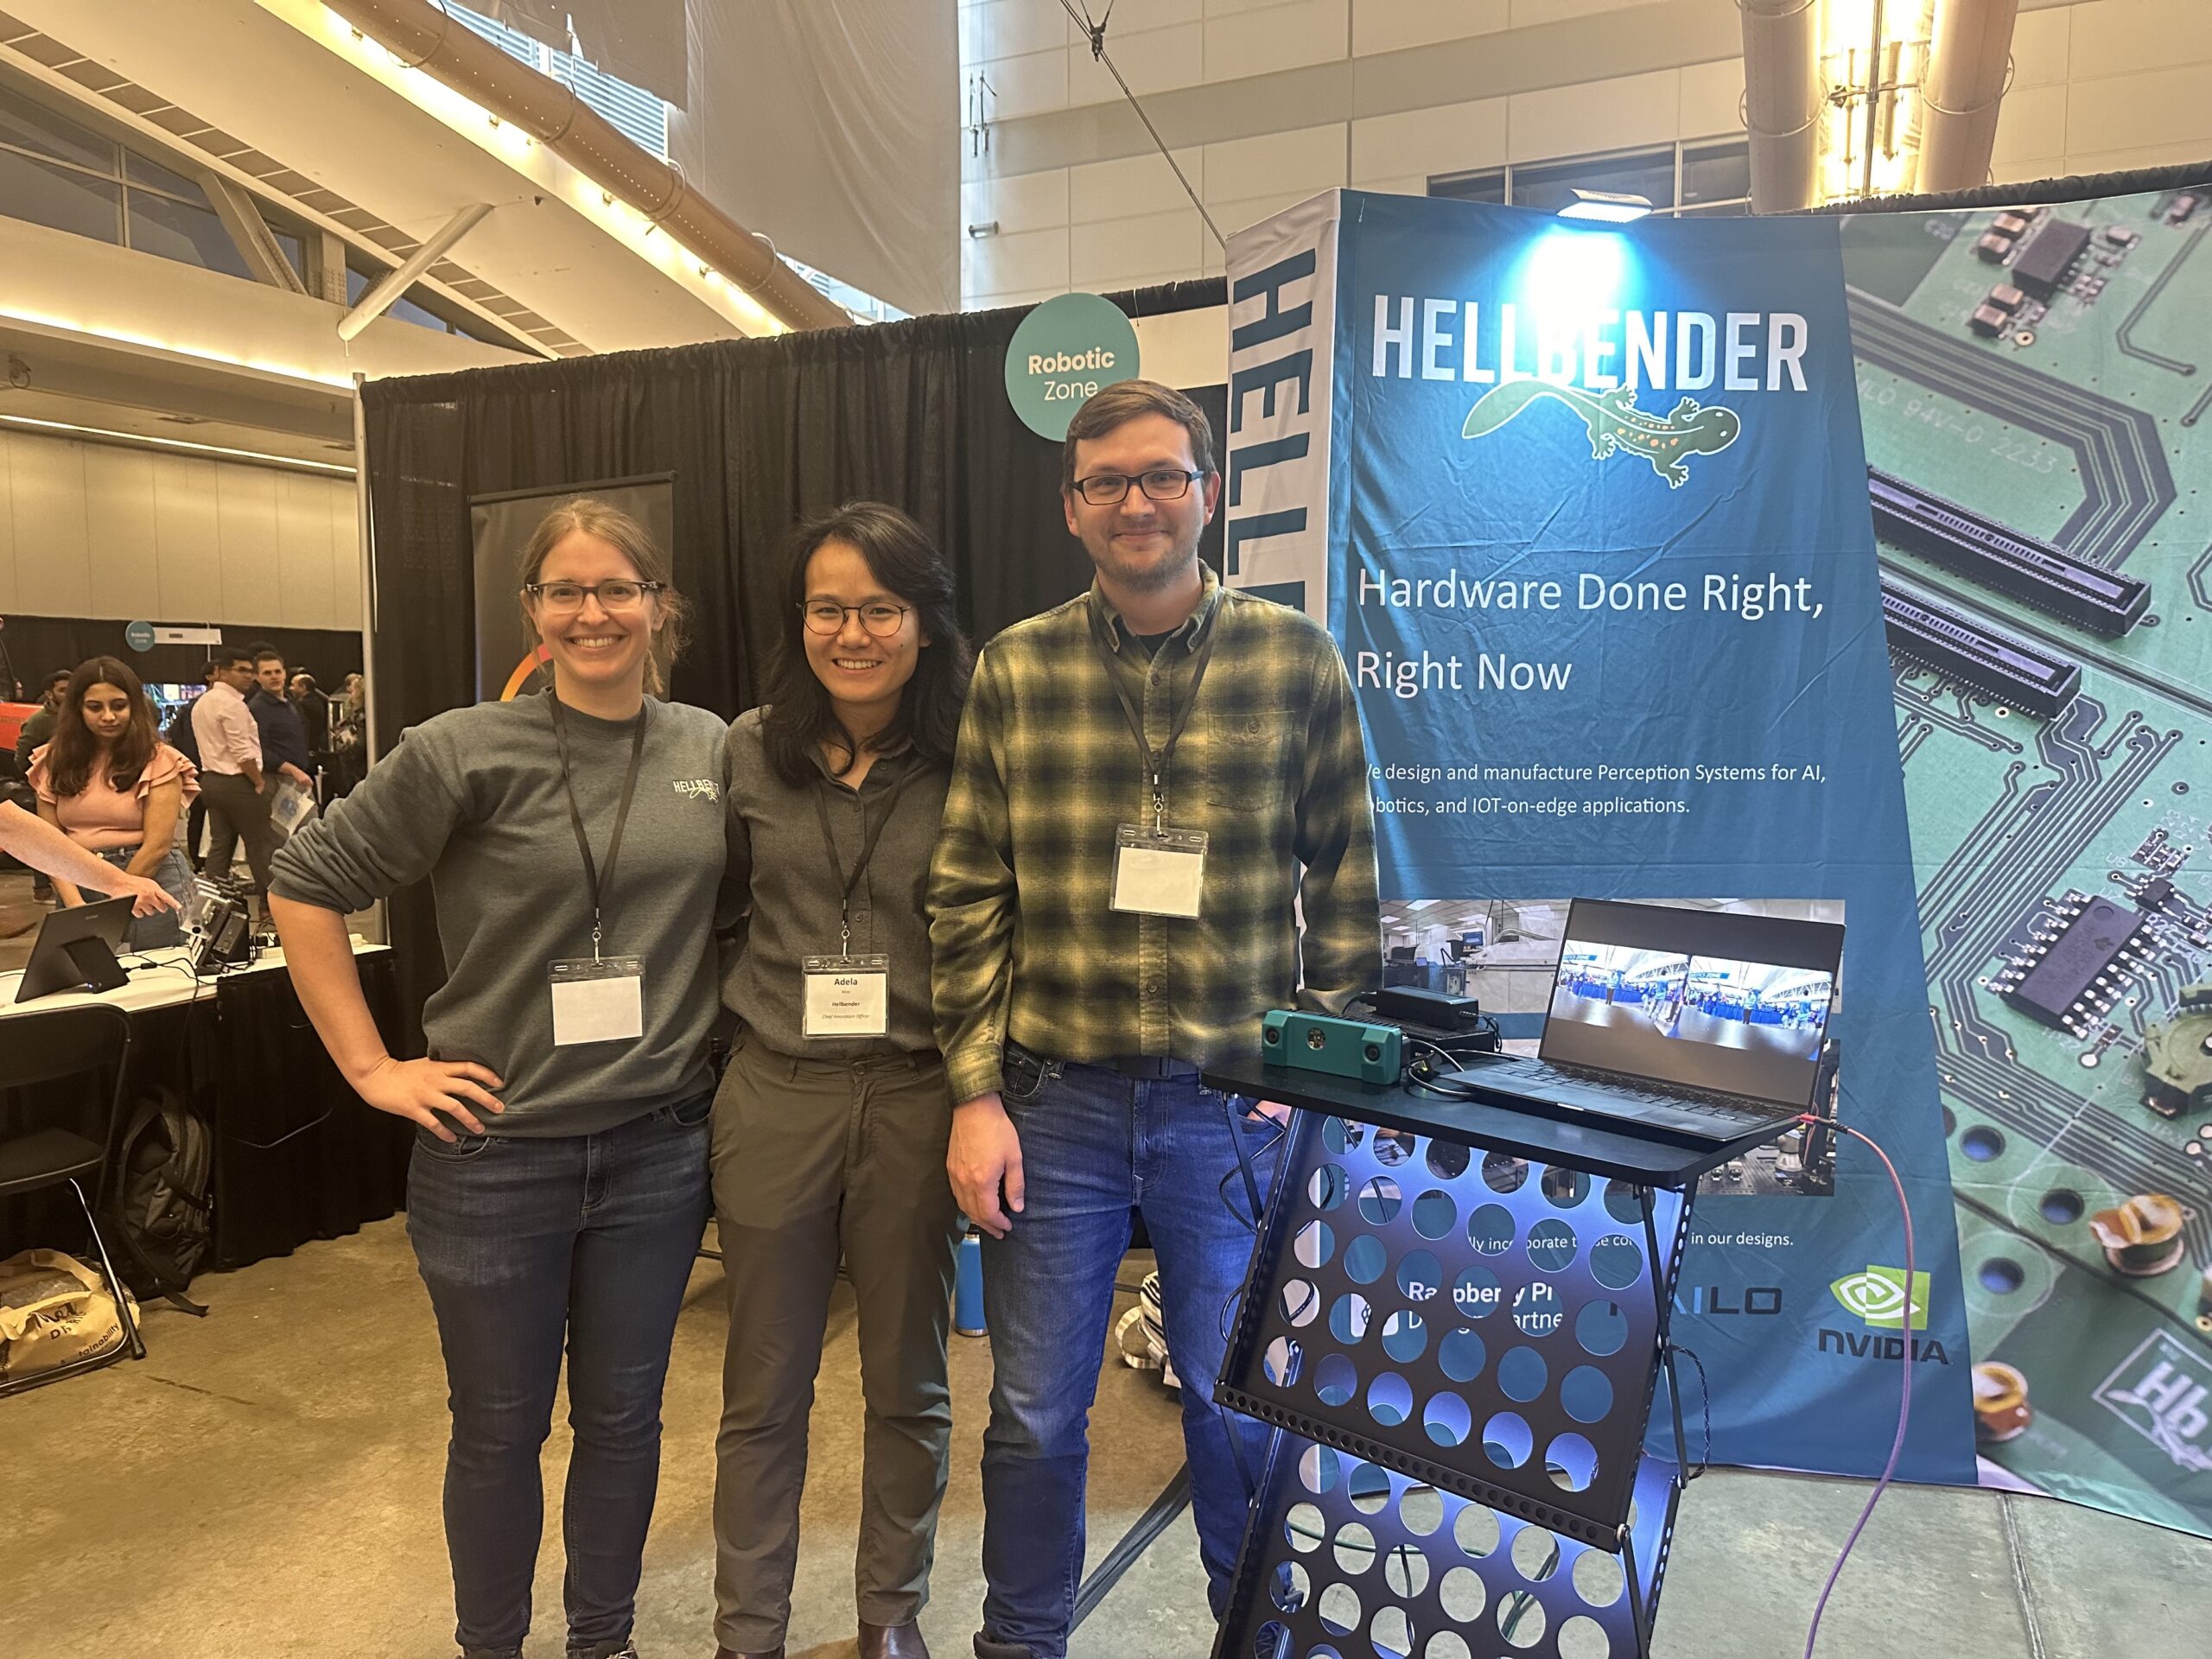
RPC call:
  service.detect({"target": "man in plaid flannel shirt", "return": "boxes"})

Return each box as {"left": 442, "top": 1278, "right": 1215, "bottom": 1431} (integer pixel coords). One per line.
{"left": 928, "top": 379, "right": 1380, "bottom": 1659}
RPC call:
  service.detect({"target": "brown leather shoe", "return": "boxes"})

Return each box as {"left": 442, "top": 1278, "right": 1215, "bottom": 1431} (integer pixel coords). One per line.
{"left": 859, "top": 1622, "right": 929, "bottom": 1659}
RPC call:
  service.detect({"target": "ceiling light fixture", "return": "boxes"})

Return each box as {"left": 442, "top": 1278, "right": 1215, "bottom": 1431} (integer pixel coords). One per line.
{"left": 0, "top": 412, "right": 355, "bottom": 476}
{"left": 1557, "top": 189, "right": 1653, "bottom": 223}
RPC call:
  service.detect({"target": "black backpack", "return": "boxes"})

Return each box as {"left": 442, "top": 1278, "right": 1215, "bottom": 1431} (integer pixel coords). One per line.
{"left": 105, "top": 1088, "right": 213, "bottom": 1311}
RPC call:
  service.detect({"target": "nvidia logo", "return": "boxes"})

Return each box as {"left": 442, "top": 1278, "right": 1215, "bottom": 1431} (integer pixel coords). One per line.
{"left": 1829, "top": 1266, "right": 1929, "bottom": 1331}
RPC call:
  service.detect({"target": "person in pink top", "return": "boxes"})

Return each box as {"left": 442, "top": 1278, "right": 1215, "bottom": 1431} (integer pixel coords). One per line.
{"left": 29, "top": 655, "right": 198, "bottom": 948}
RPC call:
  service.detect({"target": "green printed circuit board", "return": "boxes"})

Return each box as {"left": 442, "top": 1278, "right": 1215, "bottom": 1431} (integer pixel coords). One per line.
{"left": 1844, "top": 186, "right": 2212, "bottom": 1529}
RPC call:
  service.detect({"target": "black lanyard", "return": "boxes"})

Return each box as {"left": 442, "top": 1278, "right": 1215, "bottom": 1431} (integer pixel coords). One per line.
{"left": 810, "top": 757, "right": 920, "bottom": 955}
{"left": 1090, "top": 605, "right": 1218, "bottom": 830}
{"left": 547, "top": 694, "right": 649, "bottom": 961}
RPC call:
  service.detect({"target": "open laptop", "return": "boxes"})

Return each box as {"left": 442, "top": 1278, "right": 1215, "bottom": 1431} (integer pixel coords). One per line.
{"left": 1441, "top": 899, "right": 1844, "bottom": 1148}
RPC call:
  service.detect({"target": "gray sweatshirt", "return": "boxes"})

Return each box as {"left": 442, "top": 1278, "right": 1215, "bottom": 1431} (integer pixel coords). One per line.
{"left": 270, "top": 694, "right": 728, "bottom": 1136}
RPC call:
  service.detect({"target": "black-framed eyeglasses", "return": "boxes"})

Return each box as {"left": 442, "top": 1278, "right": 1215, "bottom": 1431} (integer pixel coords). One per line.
{"left": 1071, "top": 467, "right": 1206, "bottom": 506}
{"left": 800, "top": 601, "right": 912, "bottom": 639}
{"left": 523, "top": 579, "right": 664, "bottom": 612}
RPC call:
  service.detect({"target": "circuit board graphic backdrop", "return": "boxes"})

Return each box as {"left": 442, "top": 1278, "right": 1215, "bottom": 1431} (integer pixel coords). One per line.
{"left": 1844, "top": 184, "right": 2212, "bottom": 1534}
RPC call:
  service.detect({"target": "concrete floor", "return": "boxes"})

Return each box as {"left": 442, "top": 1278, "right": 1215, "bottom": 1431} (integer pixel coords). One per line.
{"left": 8, "top": 1217, "right": 2210, "bottom": 1659}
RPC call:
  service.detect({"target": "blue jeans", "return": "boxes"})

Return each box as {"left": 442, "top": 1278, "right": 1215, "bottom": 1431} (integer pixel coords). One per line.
{"left": 406, "top": 1093, "right": 713, "bottom": 1659}
{"left": 79, "top": 845, "right": 191, "bottom": 949}
{"left": 976, "top": 1049, "right": 1276, "bottom": 1659}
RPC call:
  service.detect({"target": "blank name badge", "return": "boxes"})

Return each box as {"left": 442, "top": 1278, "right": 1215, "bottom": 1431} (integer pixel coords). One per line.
{"left": 804, "top": 953, "right": 891, "bottom": 1038}
{"left": 1111, "top": 824, "right": 1208, "bottom": 918}
{"left": 549, "top": 957, "right": 645, "bottom": 1046}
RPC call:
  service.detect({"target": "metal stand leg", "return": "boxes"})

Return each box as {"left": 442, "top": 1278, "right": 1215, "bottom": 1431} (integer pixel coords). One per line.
{"left": 70, "top": 1176, "right": 145, "bottom": 1362}
{"left": 1622, "top": 1525, "right": 1655, "bottom": 1659}
{"left": 1642, "top": 1185, "right": 1694, "bottom": 1471}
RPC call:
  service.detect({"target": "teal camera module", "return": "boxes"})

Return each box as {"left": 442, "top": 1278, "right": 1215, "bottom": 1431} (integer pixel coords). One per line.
{"left": 1261, "top": 1010, "right": 1402, "bottom": 1084}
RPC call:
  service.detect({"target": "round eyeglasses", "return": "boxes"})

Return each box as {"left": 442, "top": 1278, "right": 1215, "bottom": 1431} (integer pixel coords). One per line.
{"left": 524, "top": 579, "right": 664, "bottom": 613}
{"left": 801, "top": 601, "right": 912, "bottom": 639}
{"left": 1070, "top": 467, "right": 1205, "bottom": 506}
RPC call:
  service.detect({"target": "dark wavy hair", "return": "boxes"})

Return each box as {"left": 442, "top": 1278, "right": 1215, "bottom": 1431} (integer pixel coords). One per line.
{"left": 759, "top": 502, "right": 972, "bottom": 789}
{"left": 44, "top": 655, "right": 158, "bottom": 799}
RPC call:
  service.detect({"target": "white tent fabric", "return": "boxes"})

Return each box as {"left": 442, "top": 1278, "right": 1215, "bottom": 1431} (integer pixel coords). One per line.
{"left": 483, "top": 0, "right": 687, "bottom": 107}
{"left": 670, "top": 0, "right": 959, "bottom": 319}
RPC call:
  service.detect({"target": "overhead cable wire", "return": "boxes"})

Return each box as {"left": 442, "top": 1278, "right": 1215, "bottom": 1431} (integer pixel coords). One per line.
{"left": 1053, "top": 0, "right": 1225, "bottom": 249}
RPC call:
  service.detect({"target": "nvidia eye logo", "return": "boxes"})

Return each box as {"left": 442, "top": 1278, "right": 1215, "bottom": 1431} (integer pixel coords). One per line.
{"left": 1829, "top": 1266, "right": 1930, "bottom": 1331}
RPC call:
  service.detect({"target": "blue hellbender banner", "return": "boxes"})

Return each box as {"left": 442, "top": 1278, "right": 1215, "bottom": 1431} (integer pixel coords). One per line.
{"left": 1223, "top": 189, "right": 1978, "bottom": 1484}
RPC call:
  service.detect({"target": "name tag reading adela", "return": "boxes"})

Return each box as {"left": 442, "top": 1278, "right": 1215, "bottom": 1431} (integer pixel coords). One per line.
{"left": 1111, "top": 824, "right": 1207, "bottom": 918}
{"left": 550, "top": 957, "right": 645, "bottom": 1046}
{"left": 804, "top": 953, "right": 891, "bottom": 1038}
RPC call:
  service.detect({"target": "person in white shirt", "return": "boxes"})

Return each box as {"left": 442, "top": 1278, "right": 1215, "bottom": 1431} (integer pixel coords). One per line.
{"left": 190, "top": 645, "right": 276, "bottom": 907}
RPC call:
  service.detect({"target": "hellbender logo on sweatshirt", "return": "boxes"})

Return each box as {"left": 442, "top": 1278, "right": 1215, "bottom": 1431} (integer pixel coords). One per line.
{"left": 672, "top": 779, "right": 719, "bottom": 801}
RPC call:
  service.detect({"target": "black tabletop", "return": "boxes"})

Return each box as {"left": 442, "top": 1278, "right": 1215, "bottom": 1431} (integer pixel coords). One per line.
{"left": 1201, "top": 1056, "right": 1785, "bottom": 1186}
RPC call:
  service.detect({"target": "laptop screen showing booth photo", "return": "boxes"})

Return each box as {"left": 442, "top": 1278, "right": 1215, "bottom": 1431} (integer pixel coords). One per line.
{"left": 1540, "top": 899, "right": 1844, "bottom": 1108}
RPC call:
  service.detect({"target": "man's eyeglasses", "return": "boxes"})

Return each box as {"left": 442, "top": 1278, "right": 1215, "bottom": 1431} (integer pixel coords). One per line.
{"left": 523, "top": 579, "right": 664, "bottom": 613}
{"left": 801, "top": 601, "right": 912, "bottom": 639}
{"left": 1070, "top": 467, "right": 1206, "bottom": 507}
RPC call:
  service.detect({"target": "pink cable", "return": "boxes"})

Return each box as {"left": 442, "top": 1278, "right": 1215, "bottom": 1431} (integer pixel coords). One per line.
{"left": 1802, "top": 1117, "right": 1915, "bottom": 1658}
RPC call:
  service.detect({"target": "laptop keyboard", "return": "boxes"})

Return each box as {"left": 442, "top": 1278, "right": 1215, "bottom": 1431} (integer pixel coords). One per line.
{"left": 1450, "top": 1053, "right": 1798, "bottom": 1135}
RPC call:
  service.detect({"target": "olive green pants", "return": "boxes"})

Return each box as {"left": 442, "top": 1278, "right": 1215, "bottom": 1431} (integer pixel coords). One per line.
{"left": 709, "top": 1035, "right": 963, "bottom": 1652}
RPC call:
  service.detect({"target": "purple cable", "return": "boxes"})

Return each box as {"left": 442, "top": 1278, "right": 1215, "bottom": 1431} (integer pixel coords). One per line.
{"left": 1802, "top": 1119, "right": 1916, "bottom": 1659}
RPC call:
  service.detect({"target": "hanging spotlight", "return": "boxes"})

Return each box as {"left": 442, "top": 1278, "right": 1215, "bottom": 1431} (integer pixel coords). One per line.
{"left": 1557, "top": 189, "right": 1653, "bottom": 224}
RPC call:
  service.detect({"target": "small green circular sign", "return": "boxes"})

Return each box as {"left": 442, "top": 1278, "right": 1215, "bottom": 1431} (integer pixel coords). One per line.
{"left": 124, "top": 620, "right": 156, "bottom": 652}
{"left": 1005, "top": 292, "right": 1141, "bottom": 441}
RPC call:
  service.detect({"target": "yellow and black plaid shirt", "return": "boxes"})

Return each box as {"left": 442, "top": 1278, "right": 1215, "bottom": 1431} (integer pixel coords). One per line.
{"left": 928, "top": 563, "right": 1382, "bottom": 1103}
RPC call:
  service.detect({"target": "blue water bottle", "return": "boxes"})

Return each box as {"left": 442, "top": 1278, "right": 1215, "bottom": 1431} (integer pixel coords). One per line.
{"left": 954, "top": 1229, "right": 987, "bottom": 1337}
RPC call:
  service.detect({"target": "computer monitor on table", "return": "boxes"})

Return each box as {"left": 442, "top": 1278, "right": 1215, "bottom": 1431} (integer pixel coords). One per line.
{"left": 13, "top": 896, "right": 133, "bottom": 1003}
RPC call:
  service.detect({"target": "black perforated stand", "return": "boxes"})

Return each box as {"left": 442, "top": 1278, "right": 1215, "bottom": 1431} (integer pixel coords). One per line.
{"left": 1202, "top": 1061, "right": 1778, "bottom": 1659}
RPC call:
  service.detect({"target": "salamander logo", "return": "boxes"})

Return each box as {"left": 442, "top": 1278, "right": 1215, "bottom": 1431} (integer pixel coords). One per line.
{"left": 672, "top": 779, "right": 718, "bottom": 801}
{"left": 1463, "top": 383, "right": 1741, "bottom": 488}
{"left": 1829, "top": 1265, "right": 1929, "bottom": 1331}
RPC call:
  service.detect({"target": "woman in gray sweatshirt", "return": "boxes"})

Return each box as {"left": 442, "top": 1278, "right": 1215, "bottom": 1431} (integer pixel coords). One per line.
{"left": 270, "top": 499, "right": 726, "bottom": 1659}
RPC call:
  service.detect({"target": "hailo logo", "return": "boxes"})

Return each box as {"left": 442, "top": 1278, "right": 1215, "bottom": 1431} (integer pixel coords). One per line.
{"left": 1829, "top": 1265, "right": 1930, "bottom": 1331}
{"left": 1463, "top": 383, "right": 1740, "bottom": 489}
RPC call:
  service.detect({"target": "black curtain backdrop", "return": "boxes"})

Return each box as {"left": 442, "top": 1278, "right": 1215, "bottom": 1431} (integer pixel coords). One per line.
{"left": 0, "top": 615, "right": 362, "bottom": 702}
{"left": 360, "top": 277, "right": 1225, "bottom": 1044}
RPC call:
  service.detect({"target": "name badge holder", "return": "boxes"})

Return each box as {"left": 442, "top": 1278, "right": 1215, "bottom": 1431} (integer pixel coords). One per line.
{"left": 550, "top": 956, "right": 646, "bottom": 1046}
{"left": 547, "top": 696, "right": 649, "bottom": 1047}
{"left": 804, "top": 952, "right": 892, "bottom": 1037}
{"left": 1096, "top": 613, "right": 1217, "bottom": 920}
{"left": 802, "top": 761, "right": 918, "bottom": 1039}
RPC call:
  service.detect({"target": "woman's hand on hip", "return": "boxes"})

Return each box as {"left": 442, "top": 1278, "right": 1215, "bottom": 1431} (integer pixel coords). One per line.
{"left": 351, "top": 1054, "right": 506, "bottom": 1139}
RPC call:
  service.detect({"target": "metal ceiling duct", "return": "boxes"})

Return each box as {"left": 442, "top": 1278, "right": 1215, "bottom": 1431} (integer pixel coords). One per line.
{"left": 1740, "top": 0, "right": 1821, "bottom": 213}
{"left": 321, "top": 0, "right": 849, "bottom": 334}
{"left": 1916, "top": 0, "right": 2021, "bottom": 194}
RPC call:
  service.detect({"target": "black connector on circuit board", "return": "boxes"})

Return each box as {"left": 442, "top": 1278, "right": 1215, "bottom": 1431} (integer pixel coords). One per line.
{"left": 1993, "top": 893, "right": 2147, "bottom": 1032}
{"left": 1880, "top": 580, "right": 2081, "bottom": 718}
{"left": 1868, "top": 469, "right": 2150, "bottom": 638}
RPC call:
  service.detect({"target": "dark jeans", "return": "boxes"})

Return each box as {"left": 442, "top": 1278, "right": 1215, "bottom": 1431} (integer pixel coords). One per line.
{"left": 406, "top": 1093, "right": 713, "bottom": 1659}
{"left": 975, "top": 1049, "right": 1275, "bottom": 1659}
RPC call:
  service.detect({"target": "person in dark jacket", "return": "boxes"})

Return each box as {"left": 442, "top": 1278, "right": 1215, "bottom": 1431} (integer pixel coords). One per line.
{"left": 245, "top": 645, "right": 314, "bottom": 794}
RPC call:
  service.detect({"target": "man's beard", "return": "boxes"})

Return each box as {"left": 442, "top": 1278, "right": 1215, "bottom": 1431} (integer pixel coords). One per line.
{"left": 1088, "top": 527, "right": 1198, "bottom": 594}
